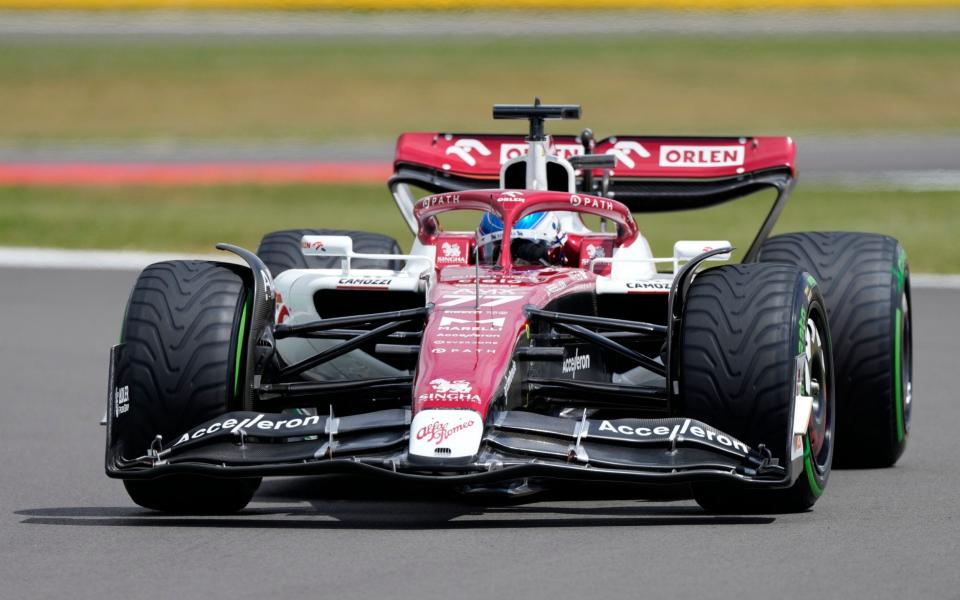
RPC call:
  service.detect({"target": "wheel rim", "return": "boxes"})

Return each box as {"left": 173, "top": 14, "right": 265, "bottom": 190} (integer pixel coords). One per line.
{"left": 801, "top": 308, "right": 833, "bottom": 474}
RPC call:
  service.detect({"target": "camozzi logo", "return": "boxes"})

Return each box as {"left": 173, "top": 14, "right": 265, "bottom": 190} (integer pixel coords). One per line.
{"left": 659, "top": 145, "right": 744, "bottom": 168}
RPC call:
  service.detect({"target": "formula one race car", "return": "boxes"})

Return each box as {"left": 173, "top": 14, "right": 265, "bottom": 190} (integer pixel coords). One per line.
{"left": 105, "top": 101, "right": 913, "bottom": 513}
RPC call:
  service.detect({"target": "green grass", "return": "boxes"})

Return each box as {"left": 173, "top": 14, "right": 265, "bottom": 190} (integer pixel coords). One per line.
{"left": 1, "top": 184, "right": 957, "bottom": 272}
{"left": 1, "top": 35, "right": 958, "bottom": 142}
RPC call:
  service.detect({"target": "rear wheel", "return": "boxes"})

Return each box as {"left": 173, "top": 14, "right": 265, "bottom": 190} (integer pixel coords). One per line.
{"left": 680, "top": 264, "right": 835, "bottom": 513}
{"left": 118, "top": 260, "right": 260, "bottom": 513}
{"left": 256, "top": 229, "right": 403, "bottom": 277}
{"left": 759, "top": 232, "right": 911, "bottom": 467}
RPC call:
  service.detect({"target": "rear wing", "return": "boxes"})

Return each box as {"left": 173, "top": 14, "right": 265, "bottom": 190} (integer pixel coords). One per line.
{"left": 389, "top": 132, "right": 796, "bottom": 261}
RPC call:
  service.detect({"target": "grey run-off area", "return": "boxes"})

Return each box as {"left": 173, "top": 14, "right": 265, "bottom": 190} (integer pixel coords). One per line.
{"left": 2, "top": 266, "right": 959, "bottom": 599}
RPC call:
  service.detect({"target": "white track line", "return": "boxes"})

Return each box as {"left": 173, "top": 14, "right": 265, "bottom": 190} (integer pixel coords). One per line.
{"left": 911, "top": 274, "right": 960, "bottom": 290}
{"left": 2, "top": 246, "right": 959, "bottom": 289}
{"left": 0, "top": 247, "right": 242, "bottom": 271}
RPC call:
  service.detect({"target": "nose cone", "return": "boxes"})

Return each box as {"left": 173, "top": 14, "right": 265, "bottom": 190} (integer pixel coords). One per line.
{"left": 409, "top": 409, "right": 484, "bottom": 459}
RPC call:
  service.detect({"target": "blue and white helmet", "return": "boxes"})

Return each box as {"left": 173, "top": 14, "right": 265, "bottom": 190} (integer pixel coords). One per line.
{"left": 477, "top": 211, "right": 563, "bottom": 263}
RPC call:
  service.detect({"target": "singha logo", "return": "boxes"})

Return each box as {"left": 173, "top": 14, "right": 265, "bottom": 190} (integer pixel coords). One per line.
{"left": 441, "top": 242, "right": 462, "bottom": 259}
{"left": 429, "top": 378, "right": 472, "bottom": 394}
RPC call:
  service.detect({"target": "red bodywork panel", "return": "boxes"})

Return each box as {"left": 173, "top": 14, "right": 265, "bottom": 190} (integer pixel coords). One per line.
{"left": 415, "top": 266, "right": 596, "bottom": 420}
{"left": 394, "top": 133, "right": 796, "bottom": 179}
{"left": 412, "top": 190, "right": 639, "bottom": 420}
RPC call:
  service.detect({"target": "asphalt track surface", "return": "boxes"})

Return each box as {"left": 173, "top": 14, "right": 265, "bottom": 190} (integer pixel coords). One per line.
{"left": 3, "top": 266, "right": 959, "bottom": 599}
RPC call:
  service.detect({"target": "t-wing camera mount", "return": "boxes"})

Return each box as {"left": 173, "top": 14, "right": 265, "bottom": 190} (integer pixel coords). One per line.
{"left": 493, "top": 98, "right": 581, "bottom": 142}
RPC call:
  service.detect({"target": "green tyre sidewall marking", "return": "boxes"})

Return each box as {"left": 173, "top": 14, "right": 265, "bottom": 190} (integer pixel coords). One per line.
{"left": 894, "top": 307, "right": 904, "bottom": 442}
{"left": 804, "top": 436, "right": 824, "bottom": 498}
{"left": 233, "top": 292, "right": 252, "bottom": 401}
{"left": 893, "top": 245, "right": 908, "bottom": 444}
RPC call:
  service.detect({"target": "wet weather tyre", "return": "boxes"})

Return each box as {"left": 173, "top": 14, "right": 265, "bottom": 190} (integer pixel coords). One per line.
{"left": 759, "top": 232, "right": 911, "bottom": 468}
{"left": 118, "top": 260, "right": 260, "bottom": 513}
{"left": 680, "top": 264, "right": 835, "bottom": 513}
{"left": 256, "top": 229, "right": 403, "bottom": 276}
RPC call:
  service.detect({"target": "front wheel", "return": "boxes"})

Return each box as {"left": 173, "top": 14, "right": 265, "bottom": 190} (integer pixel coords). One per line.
{"left": 680, "top": 264, "right": 835, "bottom": 513}
{"left": 116, "top": 260, "right": 260, "bottom": 513}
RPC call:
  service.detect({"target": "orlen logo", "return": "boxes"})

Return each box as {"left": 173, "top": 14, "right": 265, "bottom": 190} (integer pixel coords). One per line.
{"left": 416, "top": 418, "right": 477, "bottom": 445}
{"left": 605, "top": 140, "right": 652, "bottom": 168}
{"left": 445, "top": 139, "right": 491, "bottom": 167}
{"left": 496, "top": 191, "right": 524, "bottom": 203}
{"left": 659, "top": 145, "right": 745, "bottom": 168}
{"left": 301, "top": 240, "right": 326, "bottom": 252}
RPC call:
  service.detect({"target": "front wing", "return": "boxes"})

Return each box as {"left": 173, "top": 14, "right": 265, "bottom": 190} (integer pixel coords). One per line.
{"left": 106, "top": 404, "right": 790, "bottom": 487}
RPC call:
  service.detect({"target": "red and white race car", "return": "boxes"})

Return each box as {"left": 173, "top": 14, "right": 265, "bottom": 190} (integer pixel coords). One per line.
{"left": 106, "top": 101, "right": 913, "bottom": 513}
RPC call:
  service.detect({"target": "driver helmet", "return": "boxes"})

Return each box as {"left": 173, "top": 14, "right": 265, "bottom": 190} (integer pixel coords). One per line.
{"left": 477, "top": 211, "right": 563, "bottom": 265}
